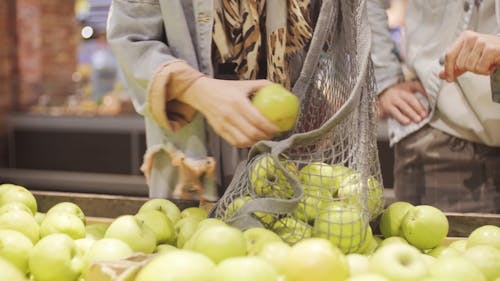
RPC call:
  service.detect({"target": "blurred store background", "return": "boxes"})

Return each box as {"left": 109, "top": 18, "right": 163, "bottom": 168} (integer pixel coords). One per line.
{"left": 0, "top": 0, "right": 406, "bottom": 198}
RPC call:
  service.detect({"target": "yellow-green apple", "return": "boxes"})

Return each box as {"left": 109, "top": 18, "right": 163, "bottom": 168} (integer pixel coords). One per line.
{"left": 0, "top": 202, "right": 33, "bottom": 216}
{"left": 337, "top": 174, "right": 384, "bottom": 219}
{"left": 34, "top": 212, "right": 46, "bottom": 225}
{"left": 467, "top": 225, "right": 500, "bottom": 250}
{"left": 346, "top": 274, "right": 390, "bottom": 281}
{"left": 299, "top": 163, "right": 354, "bottom": 195}
{"left": 429, "top": 256, "right": 486, "bottom": 281}
{"left": 180, "top": 207, "right": 208, "bottom": 220}
{"left": 421, "top": 253, "right": 437, "bottom": 267}
{"left": 85, "top": 223, "right": 109, "bottom": 240}
{"left": 104, "top": 215, "right": 156, "bottom": 254}
{"left": 284, "top": 238, "right": 350, "bottom": 281}
{"left": 223, "top": 196, "right": 276, "bottom": 226}
{"left": 243, "top": 227, "right": 282, "bottom": 255}
{"left": 138, "top": 198, "right": 181, "bottom": 225}
{"left": 46, "top": 202, "right": 86, "bottom": 223}
{"left": 0, "top": 184, "right": 37, "bottom": 215}
{"left": 272, "top": 216, "right": 312, "bottom": 244}
{"left": 370, "top": 243, "right": 429, "bottom": 281}
{"left": 135, "top": 210, "right": 176, "bottom": 245}
{"left": 379, "top": 201, "right": 415, "bottom": 238}
{"left": 212, "top": 256, "right": 279, "bottom": 281}
{"left": 258, "top": 241, "right": 291, "bottom": 276}
{"left": 0, "top": 210, "right": 39, "bottom": 244}
{"left": 182, "top": 218, "right": 227, "bottom": 250}
{"left": 357, "top": 226, "right": 377, "bottom": 255}
{"left": 293, "top": 184, "right": 332, "bottom": 223}
{"left": 155, "top": 243, "right": 178, "bottom": 254}
{"left": 252, "top": 83, "right": 300, "bottom": 132}
{"left": 175, "top": 216, "right": 202, "bottom": 248}
{"left": 82, "top": 238, "right": 133, "bottom": 274}
{"left": 463, "top": 245, "right": 500, "bottom": 281}
{"left": 249, "top": 154, "right": 296, "bottom": 198}
{"left": 426, "top": 246, "right": 460, "bottom": 259}
{"left": 0, "top": 229, "right": 33, "bottom": 274}
{"left": 189, "top": 225, "right": 247, "bottom": 263}
{"left": 29, "top": 233, "right": 84, "bottom": 281}
{"left": 401, "top": 205, "right": 448, "bottom": 250}
{"left": 346, "top": 253, "right": 371, "bottom": 276}
{"left": 40, "top": 212, "right": 86, "bottom": 239}
{"left": 0, "top": 257, "right": 27, "bottom": 281}
{"left": 312, "top": 204, "right": 366, "bottom": 254}
{"left": 74, "top": 238, "right": 95, "bottom": 258}
{"left": 448, "top": 239, "right": 467, "bottom": 252}
{"left": 377, "top": 236, "right": 408, "bottom": 249}
{"left": 135, "top": 250, "right": 215, "bottom": 281}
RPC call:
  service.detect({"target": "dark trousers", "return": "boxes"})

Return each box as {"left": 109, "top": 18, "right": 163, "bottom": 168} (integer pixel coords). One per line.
{"left": 394, "top": 125, "right": 500, "bottom": 213}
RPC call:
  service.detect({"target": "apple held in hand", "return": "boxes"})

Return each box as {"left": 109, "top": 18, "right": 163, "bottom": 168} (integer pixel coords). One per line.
{"left": 252, "top": 83, "right": 300, "bottom": 132}
{"left": 0, "top": 184, "right": 37, "bottom": 215}
{"left": 467, "top": 225, "right": 500, "bottom": 250}
{"left": 29, "top": 233, "right": 84, "bottom": 281}
{"left": 0, "top": 257, "right": 27, "bottom": 281}
{"left": 40, "top": 212, "right": 86, "bottom": 239}
{"left": 379, "top": 201, "right": 415, "bottom": 238}
{"left": 243, "top": 227, "right": 283, "bottom": 255}
{"left": 370, "top": 243, "right": 429, "bottom": 281}
{"left": 189, "top": 224, "right": 247, "bottom": 263}
{"left": 135, "top": 210, "right": 176, "bottom": 245}
{"left": 138, "top": 198, "right": 181, "bottom": 225}
{"left": 213, "top": 256, "right": 279, "bottom": 281}
{"left": 249, "top": 154, "right": 296, "bottom": 198}
{"left": 401, "top": 205, "right": 449, "bottom": 250}
{"left": 0, "top": 229, "right": 33, "bottom": 274}
{"left": 135, "top": 250, "right": 215, "bottom": 281}
{"left": 0, "top": 210, "right": 40, "bottom": 244}
{"left": 284, "top": 238, "right": 350, "bottom": 281}
{"left": 104, "top": 215, "right": 156, "bottom": 254}
{"left": 46, "top": 202, "right": 86, "bottom": 223}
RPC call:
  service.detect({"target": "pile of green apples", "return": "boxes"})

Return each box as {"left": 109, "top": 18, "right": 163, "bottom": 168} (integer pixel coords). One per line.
{"left": 233, "top": 155, "right": 384, "bottom": 253}
{"left": 1, "top": 183, "right": 499, "bottom": 281}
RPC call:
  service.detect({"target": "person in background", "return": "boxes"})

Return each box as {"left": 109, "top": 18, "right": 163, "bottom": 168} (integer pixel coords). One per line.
{"left": 107, "top": 1, "right": 320, "bottom": 203}
{"left": 368, "top": 0, "right": 500, "bottom": 213}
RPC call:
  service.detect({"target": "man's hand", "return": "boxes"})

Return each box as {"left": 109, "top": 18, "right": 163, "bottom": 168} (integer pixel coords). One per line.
{"left": 378, "top": 80, "right": 429, "bottom": 125}
{"left": 177, "top": 77, "right": 280, "bottom": 148}
{"left": 439, "top": 31, "right": 500, "bottom": 82}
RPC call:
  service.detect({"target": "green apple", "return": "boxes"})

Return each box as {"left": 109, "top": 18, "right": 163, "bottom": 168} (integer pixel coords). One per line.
{"left": 213, "top": 256, "right": 279, "bottom": 281}
{"left": 448, "top": 239, "right": 467, "bottom": 252}
{"left": 401, "top": 205, "right": 448, "bottom": 250}
{"left": 46, "top": 202, "right": 86, "bottom": 223}
{"left": 0, "top": 184, "right": 37, "bottom": 215}
{"left": 135, "top": 250, "right": 215, "bottom": 281}
{"left": 82, "top": 238, "right": 133, "bottom": 274}
{"left": 40, "top": 212, "right": 86, "bottom": 239}
{"left": 243, "top": 227, "right": 282, "bottom": 255}
{"left": 189, "top": 225, "right": 247, "bottom": 263}
{"left": 85, "top": 223, "right": 109, "bottom": 240}
{"left": 0, "top": 202, "right": 33, "bottom": 216}
{"left": 346, "top": 253, "right": 370, "bottom": 276}
{"left": 0, "top": 257, "right": 27, "bottom": 281}
{"left": 337, "top": 174, "right": 384, "bottom": 220}
{"left": 357, "top": 226, "right": 377, "bottom": 255}
{"left": 223, "top": 196, "right": 276, "bottom": 226}
{"left": 180, "top": 207, "right": 208, "bottom": 220}
{"left": 299, "top": 163, "right": 354, "bottom": 195}
{"left": 249, "top": 154, "right": 295, "bottom": 198}
{"left": 379, "top": 201, "right": 415, "bottom": 238}
{"left": 370, "top": 243, "right": 429, "bottom": 281}
{"left": 467, "top": 225, "right": 500, "bottom": 250}
{"left": 182, "top": 218, "right": 227, "bottom": 250}
{"left": 258, "top": 241, "right": 291, "bottom": 275}
{"left": 377, "top": 236, "right": 409, "bottom": 249}
{"left": 74, "top": 238, "right": 95, "bottom": 258}
{"left": 104, "top": 215, "right": 156, "bottom": 254}
{"left": 155, "top": 243, "right": 178, "bottom": 254}
{"left": 0, "top": 210, "right": 40, "bottom": 244}
{"left": 429, "top": 256, "right": 486, "bottom": 281}
{"left": 138, "top": 198, "right": 181, "bottom": 225}
{"left": 284, "top": 238, "right": 350, "bottom": 281}
{"left": 272, "top": 216, "right": 312, "bottom": 244}
{"left": 175, "top": 216, "right": 203, "bottom": 248}
{"left": 346, "top": 274, "right": 390, "bottom": 281}
{"left": 29, "top": 233, "right": 84, "bottom": 281}
{"left": 135, "top": 210, "right": 176, "bottom": 245}
{"left": 0, "top": 229, "right": 33, "bottom": 274}
{"left": 421, "top": 253, "right": 437, "bottom": 267}
{"left": 426, "top": 246, "right": 460, "bottom": 259}
{"left": 252, "top": 83, "right": 300, "bottom": 132}
{"left": 34, "top": 212, "right": 46, "bottom": 225}
{"left": 463, "top": 245, "right": 500, "bottom": 281}
{"left": 293, "top": 184, "right": 333, "bottom": 223}
{"left": 312, "top": 204, "right": 366, "bottom": 254}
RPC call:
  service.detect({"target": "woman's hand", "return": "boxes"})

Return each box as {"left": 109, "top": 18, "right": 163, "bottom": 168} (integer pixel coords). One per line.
{"left": 439, "top": 31, "right": 500, "bottom": 81}
{"left": 377, "top": 81, "right": 429, "bottom": 125}
{"left": 178, "top": 77, "right": 281, "bottom": 148}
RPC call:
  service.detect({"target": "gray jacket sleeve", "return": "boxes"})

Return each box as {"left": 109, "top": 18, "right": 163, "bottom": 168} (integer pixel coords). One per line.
{"left": 107, "top": 0, "right": 178, "bottom": 115}
{"left": 367, "top": 0, "right": 405, "bottom": 94}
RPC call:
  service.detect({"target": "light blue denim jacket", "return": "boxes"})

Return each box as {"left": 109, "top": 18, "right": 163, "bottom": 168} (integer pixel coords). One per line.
{"left": 368, "top": 0, "right": 500, "bottom": 146}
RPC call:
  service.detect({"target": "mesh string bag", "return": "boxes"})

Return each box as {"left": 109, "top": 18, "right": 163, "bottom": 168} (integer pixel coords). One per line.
{"left": 209, "top": 0, "right": 383, "bottom": 254}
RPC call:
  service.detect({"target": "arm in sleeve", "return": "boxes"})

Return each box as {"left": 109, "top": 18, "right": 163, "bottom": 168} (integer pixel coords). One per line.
{"left": 367, "top": 0, "right": 405, "bottom": 94}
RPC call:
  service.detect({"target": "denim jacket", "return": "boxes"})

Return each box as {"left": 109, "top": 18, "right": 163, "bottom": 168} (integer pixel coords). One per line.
{"left": 368, "top": 0, "right": 500, "bottom": 146}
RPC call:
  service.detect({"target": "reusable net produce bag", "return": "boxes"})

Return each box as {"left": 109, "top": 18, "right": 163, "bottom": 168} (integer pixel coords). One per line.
{"left": 210, "top": 0, "right": 383, "bottom": 254}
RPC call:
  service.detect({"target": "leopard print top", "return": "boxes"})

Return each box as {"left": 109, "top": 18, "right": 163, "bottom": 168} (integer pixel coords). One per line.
{"left": 213, "top": 0, "right": 313, "bottom": 89}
